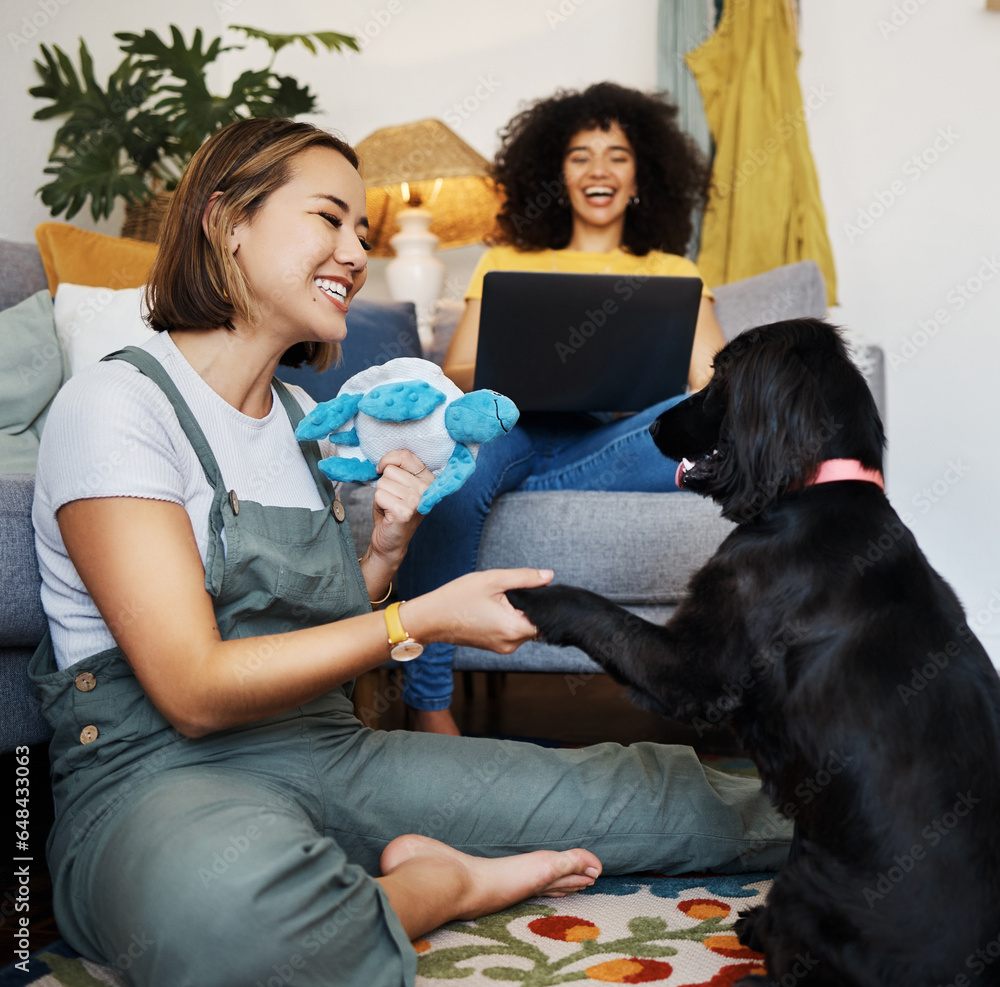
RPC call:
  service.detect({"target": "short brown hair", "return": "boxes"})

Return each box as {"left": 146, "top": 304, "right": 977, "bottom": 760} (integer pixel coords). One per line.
{"left": 145, "top": 118, "right": 359, "bottom": 371}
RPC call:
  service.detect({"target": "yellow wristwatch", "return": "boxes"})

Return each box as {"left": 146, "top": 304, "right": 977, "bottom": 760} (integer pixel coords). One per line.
{"left": 384, "top": 601, "right": 423, "bottom": 662}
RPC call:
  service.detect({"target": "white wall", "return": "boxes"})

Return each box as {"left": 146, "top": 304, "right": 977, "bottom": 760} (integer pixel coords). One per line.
{"left": 1, "top": 0, "right": 661, "bottom": 241}
{"left": 798, "top": 0, "right": 1000, "bottom": 662}
{"left": 3, "top": 0, "right": 998, "bottom": 660}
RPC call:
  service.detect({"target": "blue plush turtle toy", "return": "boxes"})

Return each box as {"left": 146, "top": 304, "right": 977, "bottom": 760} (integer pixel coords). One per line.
{"left": 295, "top": 357, "right": 519, "bottom": 515}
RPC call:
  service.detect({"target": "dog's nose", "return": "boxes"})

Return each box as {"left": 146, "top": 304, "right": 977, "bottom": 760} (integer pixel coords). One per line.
{"left": 648, "top": 419, "right": 660, "bottom": 439}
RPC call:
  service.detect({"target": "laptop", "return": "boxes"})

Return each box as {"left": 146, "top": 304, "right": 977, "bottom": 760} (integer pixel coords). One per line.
{"left": 473, "top": 271, "right": 702, "bottom": 413}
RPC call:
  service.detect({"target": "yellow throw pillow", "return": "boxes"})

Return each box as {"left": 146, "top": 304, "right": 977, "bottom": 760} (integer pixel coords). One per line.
{"left": 34, "top": 223, "right": 158, "bottom": 296}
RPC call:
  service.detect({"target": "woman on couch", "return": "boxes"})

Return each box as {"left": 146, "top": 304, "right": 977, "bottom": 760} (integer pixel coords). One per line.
{"left": 398, "top": 82, "right": 725, "bottom": 734}
{"left": 30, "top": 117, "right": 787, "bottom": 987}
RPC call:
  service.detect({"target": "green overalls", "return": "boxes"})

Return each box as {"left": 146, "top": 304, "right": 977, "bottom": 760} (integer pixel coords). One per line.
{"left": 30, "top": 346, "right": 791, "bottom": 987}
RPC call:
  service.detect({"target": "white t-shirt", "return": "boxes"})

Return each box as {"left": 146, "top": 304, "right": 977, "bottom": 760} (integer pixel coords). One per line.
{"left": 32, "top": 332, "right": 334, "bottom": 669}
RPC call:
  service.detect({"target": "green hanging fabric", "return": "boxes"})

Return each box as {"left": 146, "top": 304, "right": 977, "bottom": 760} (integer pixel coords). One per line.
{"left": 686, "top": 0, "right": 838, "bottom": 304}
{"left": 656, "top": 0, "right": 714, "bottom": 157}
{"left": 656, "top": 0, "right": 716, "bottom": 257}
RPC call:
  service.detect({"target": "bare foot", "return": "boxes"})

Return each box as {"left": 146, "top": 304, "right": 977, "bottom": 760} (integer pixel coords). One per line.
{"left": 408, "top": 707, "right": 461, "bottom": 735}
{"left": 380, "top": 833, "right": 602, "bottom": 920}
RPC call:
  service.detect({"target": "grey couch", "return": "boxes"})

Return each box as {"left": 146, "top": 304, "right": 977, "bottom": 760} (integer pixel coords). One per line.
{"left": 0, "top": 237, "right": 883, "bottom": 752}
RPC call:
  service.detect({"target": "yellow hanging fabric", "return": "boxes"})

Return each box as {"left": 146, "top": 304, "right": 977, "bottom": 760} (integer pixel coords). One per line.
{"left": 686, "top": 0, "right": 837, "bottom": 304}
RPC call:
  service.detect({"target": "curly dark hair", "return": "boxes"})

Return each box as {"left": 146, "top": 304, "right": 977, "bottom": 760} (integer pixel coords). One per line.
{"left": 491, "top": 82, "right": 709, "bottom": 256}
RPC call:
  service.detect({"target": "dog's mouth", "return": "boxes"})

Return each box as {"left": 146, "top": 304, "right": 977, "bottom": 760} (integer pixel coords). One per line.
{"left": 675, "top": 450, "right": 720, "bottom": 490}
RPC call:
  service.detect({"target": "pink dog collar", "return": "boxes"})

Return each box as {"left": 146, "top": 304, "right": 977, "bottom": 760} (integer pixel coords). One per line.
{"left": 808, "top": 459, "right": 885, "bottom": 491}
{"left": 675, "top": 457, "right": 885, "bottom": 492}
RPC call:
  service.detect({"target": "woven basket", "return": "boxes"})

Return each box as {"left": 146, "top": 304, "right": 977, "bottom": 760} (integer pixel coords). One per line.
{"left": 120, "top": 191, "right": 174, "bottom": 243}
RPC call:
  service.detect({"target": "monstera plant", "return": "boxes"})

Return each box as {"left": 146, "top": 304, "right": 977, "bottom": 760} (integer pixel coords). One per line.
{"left": 30, "top": 24, "right": 359, "bottom": 224}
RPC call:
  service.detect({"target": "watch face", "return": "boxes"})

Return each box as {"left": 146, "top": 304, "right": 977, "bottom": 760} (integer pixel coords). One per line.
{"left": 390, "top": 640, "right": 424, "bottom": 662}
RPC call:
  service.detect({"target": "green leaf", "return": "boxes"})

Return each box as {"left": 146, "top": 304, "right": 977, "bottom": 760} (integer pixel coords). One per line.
{"left": 121, "top": 108, "right": 174, "bottom": 171}
{"left": 621, "top": 944, "right": 680, "bottom": 959}
{"left": 264, "top": 76, "right": 317, "bottom": 119}
{"left": 479, "top": 967, "right": 528, "bottom": 981}
{"left": 39, "top": 146, "right": 149, "bottom": 221}
{"left": 626, "top": 917, "right": 669, "bottom": 939}
{"left": 116, "top": 26, "right": 232, "bottom": 86}
{"left": 230, "top": 25, "right": 360, "bottom": 55}
{"left": 30, "top": 21, "right": 356, "bottom": 220}
{"left": 30, "top": 43, "right": 88, "bottom": 119}
{"left": 312, "top": 31, "right": 362, "bottom": 53}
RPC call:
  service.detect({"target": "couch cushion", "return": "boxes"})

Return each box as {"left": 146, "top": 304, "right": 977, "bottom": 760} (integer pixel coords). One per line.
{"left": 0, "top": 473, "right": 56, "bottom": 752}
{"left": 276, "top": 299, "right": 420, "bottom": 402}
{"left": 712, "top": 259, "right": 827, "bottom": 341}
{"left": 1, "top": 646, "right": 51, "bottom": 752}
{"left": 35, "top": 222, "right": 157, "bottom": 294}
{"left": 345, "top": 485, "right": 733, "bottom": 606}
{"left": 0, "top": 238, "right": 49, "bottom": 311}
{"left": 0, "top": 290, "right": 66, "bottom": 473}
{"left": 54, "top": 282, "right": 154, "bottom": 375}
{"left": 852, "top": 345, "right": 885, "bottom": 422}
{"left": 0, "top": 473, "right": 46, "bottom": 647}
{"left": 477, "top": 490, "right": 733, "bottom": 604}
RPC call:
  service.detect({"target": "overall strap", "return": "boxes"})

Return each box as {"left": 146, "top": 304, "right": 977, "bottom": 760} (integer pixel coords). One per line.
{"left": 272, "top": 377, "right": 333, "bottom": 509}
{"left": 102, "top": 346, "right": 225, "bottom": 490}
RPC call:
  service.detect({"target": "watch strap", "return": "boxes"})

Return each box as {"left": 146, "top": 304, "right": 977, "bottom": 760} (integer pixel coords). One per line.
{"left": 384, "top": 601, "right": 408, "bottom": 646}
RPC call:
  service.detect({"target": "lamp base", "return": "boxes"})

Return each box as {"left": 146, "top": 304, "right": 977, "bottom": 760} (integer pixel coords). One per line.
{"left": 386, "top": 206, "right": 444, "bottom": 350}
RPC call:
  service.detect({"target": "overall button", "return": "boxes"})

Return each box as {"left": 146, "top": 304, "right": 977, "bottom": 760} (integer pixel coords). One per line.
{"left": 332, "top": 499, "right": 346, "bottom": 522}
{"left": 79, "top": 725, "right": 99, "bottom": 744}
{"left": 74, "top": 671, "right": 97, "bottom": 692}
{"left": 229, "top": 489, "right": 240, "bottom": 516}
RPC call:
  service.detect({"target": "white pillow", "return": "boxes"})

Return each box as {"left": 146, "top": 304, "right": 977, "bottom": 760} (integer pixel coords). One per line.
{"left": 53, "top": 283, "right": 153, "bottom": 376}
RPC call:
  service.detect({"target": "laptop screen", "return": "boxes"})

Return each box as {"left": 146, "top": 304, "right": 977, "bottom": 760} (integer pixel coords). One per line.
{"left": 474, "top": 271, "right": 702, "bottom": 413}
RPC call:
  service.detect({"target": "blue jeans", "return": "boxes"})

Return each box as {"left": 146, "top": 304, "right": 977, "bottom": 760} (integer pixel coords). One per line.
{"left": 395, "top": 395, "right": 687, "bottom": 710}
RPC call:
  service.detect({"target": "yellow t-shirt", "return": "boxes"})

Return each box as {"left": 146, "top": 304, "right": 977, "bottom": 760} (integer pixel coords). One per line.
{"left": 464, "top": 245, "right": 714, "bottom": 301}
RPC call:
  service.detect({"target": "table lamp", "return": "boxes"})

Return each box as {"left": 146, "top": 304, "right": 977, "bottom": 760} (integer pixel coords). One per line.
{"left": 355, "top": 118, "right": 501, "bottom": 348}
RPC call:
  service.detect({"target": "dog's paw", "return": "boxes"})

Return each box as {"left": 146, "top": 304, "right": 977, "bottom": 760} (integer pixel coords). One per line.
{"left": 506, "top": 585, "right": 574, "bottom": 644}
{"left": 506, "top": 584, "right": 611, "bottom": 646}
{"left": 504, "top": 586, "right": 542, "bottom": 613}
{"left": 734, "top": 905, "right": 766, "bottom": 952}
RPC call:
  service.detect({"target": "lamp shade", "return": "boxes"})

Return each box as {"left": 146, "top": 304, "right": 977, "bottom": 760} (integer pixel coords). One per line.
{"left": 355, "top": 118, "right": 502, "bottom": 258}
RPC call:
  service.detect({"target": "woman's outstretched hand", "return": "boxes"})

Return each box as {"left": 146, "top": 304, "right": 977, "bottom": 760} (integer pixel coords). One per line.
{"left": 402, "top": 568, "right": 554, "bottom": 654}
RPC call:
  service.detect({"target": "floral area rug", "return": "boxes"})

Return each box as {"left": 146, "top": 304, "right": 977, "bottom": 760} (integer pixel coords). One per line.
{"left": 0, "top": 873, "right": 772, "bottom": 986}
{"left": 413, "top": 872, "right": 772, "bottom": 985}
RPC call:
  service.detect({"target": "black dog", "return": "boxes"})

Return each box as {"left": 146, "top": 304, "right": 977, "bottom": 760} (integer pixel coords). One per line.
{"left": 508, "top": 319, "right": 1000, "bottom": 986}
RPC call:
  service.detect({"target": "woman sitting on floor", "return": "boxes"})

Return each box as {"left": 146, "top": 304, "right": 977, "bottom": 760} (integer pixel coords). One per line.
{"left": 29, "top": 116, "right": 787, "bottom": 987}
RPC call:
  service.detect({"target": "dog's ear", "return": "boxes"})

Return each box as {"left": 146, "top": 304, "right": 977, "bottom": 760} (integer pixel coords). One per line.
{"left": 716, "top": 341, "right": 830, "bottom": 522}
